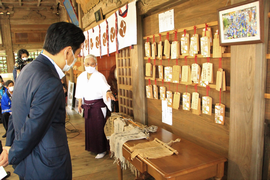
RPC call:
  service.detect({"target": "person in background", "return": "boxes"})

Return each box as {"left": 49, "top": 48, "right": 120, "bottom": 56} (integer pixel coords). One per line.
{"left": 0, "top": 76, "right": 6, "bottom": 96}
{"left": 75, "top": 54, "right": 115, "bottom": 159}
{"left": 1, "top": 80, "right": 13, "bottom": 138}
{"left": 0, "top": 76, "right": 6, "bottom": 123}
{"left": 107, "top": 65, "right": 119, "bottom": 112}
{"left": 0, "top": 22, "right": 85, "bottom": 179}
{"left": 13, "top": 49, "right": 33, "bottom": 82}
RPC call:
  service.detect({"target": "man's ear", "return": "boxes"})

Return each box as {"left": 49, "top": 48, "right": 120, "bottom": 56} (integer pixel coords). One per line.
{"left": 62, "top": 46, "right": 72, "bottom": 59}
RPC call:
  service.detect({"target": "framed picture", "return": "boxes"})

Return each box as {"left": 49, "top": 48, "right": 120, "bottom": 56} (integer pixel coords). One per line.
{"left": 67, "top": 81, "right": 74, "bottom": 110}
{"left": 217, "top": 0, "right": 263, "bottom": 46}
{"left": 94, "top": 8, "right": 103, "bottom": 22}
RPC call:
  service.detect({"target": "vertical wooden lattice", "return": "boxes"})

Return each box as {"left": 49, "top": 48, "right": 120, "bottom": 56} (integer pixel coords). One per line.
{"left": 116, "top": 48, "right": 133, "bottom": 117}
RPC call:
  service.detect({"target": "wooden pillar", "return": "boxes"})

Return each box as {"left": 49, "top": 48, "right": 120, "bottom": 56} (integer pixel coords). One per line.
{"left": 131, "top": 10, "right": 146, "bottom": 124}
{"left": 78, "top": 4, "right": 83, "bottom": 29}
{"left": 228, "top": 0, "right": 269, "bottom": 179}
{"left": 1, "top": 16, "right": 14, "bottom": 73}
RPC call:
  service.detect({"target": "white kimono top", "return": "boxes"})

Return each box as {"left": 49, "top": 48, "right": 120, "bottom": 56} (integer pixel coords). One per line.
{"left": 75, "top": 71, "right": 111, "bottom": 111}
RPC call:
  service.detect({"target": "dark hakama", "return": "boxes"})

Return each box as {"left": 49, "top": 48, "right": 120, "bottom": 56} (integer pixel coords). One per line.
{"left": 83, "top": 99, "right": 109, "bottom": 154}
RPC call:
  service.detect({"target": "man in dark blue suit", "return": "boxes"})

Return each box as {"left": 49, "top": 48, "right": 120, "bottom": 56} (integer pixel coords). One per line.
{"left": 0, "top": 22, "right": 85, "bottom": 179}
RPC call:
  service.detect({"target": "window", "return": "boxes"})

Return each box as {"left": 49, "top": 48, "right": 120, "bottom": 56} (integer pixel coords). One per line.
{"left": 0, "top": 51, "right": 8, "bottom": 73}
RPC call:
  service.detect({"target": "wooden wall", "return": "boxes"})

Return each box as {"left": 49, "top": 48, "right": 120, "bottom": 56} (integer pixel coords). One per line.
{"left": 143, "top": 0, "right": 229, "bottom": 157}
{"left": 227, "top": 0, "right": 269, "bottom": 179}
{"left": 97, "top": 53, "right": 116, "bottom": 79}
{"left": 265, "top": 17, "right": 270, "bottom": 121}
{"left": 77, "top": 0, "right": 269, "bottom": 178}
{"left": 262, "top": 3, "right": 270, "bottom": 180}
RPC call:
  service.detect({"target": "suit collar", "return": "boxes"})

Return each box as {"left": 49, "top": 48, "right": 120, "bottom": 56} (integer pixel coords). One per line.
{"left": 35, "top": 54, "right": 61, "bottom": 79}
{"left": 36, "top": 54, "right": 65, "bottom": 79}
{"left": 41, "top": 54, "right": 65, "bottom": 79}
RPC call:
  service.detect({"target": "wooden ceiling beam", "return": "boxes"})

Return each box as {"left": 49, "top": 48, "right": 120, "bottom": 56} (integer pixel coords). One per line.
{"left": 1, "top": 0, "right": 55, "bottom": 4}
{"left": 9, "top": 6, "right": 50, "bottom": 10}
{"left": 0, "top": 0, "right": 6, "bottom": 9}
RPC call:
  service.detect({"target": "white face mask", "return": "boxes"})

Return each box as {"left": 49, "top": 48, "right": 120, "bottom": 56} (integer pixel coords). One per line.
{"left": 63, "top": 50, "right": 77, "bottom": 72}
{"left": 0, "top": 84, "right": 2, "bottom": 88}
{"left": 9, "top": 86, "right": 14, "bottom": 92}
{"left": 22, "top": 57, "right": 28, "bottom": 61}
{"left": 85, "top": 66, "right": 96, "bottom": 74}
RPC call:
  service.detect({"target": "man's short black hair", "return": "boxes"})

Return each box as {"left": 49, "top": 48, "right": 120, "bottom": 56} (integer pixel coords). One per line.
{"left": 17, "top": 49, "right": 29, "bottom": 59}
{"left": 43, "top": 22, "right": 85, "bottom": 55}
{"left": 5, "top": 80, "right": 13, "bottom": 87}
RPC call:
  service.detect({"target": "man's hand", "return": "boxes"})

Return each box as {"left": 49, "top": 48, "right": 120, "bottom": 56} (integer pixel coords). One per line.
{"left": 0, "top": 147, "right": 10, "bottom": 167}
{"left": 106, "top": 91, "right": 116, "bottom": 101}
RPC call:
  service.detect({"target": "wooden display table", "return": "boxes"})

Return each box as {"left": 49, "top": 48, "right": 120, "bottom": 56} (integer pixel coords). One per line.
{"left": 117, "top": 128, "right": 227, "bottom": 180}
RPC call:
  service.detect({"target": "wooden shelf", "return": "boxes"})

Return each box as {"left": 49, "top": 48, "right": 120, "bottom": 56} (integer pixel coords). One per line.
{"left": 265, "top": 93, "right": 270, "bottom": 99}
{"left": 267, "top": 54, "right": 270, "bottom": 59}
{"left": 144, "top": 53, "right": 231, "bottom": 60}
{"left": 145, "top": 77, "right": 230, "bottom": 91}
{"left": 143, "top": 21, "right": 218, "bottom": 40}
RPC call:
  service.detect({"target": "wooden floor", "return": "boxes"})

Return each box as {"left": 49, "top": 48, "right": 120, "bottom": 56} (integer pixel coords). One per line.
{"left": 0, "top": 108, "right": 136, "bottom": 180}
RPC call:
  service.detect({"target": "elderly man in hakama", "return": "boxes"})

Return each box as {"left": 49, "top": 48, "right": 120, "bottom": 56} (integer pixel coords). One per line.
{"left": 75, "top": 54, "right": 115, "bottom": 159}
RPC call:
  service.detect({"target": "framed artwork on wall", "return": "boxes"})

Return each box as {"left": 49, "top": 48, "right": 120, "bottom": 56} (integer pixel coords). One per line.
{"left": 94, "top": 8, "right": 103, "bottom": 22}
{"left": 67, "top": 80, "right": 74, "bottom": 110}
{"left": 217, "top": 0, "right": 263, "bottom": 46}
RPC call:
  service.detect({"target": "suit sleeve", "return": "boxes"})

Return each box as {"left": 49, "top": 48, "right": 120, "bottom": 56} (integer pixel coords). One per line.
{"left": 5, "top": 115, "right": 14, "bottom": 146}
{"left": 8, "top": 78, "right": 63, "bottom": 165}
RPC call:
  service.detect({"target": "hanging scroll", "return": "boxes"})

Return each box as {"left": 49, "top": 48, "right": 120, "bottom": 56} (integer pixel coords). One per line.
{"left": 107, "top": 13, "right": 117, "bottom": 53}
{"left": 117, "top": 1, "right": 137, "bottom": 50}
{"left": 100, "top": 21, "right": 107, "bottom": 56}
{"left": 89, "top": 26, "right": 100, "bottom": 57}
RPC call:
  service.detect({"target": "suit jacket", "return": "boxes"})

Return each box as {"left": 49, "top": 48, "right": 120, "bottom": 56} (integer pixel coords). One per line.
{"left": 6, "top": 54, "right": 72, "bottom": 179}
